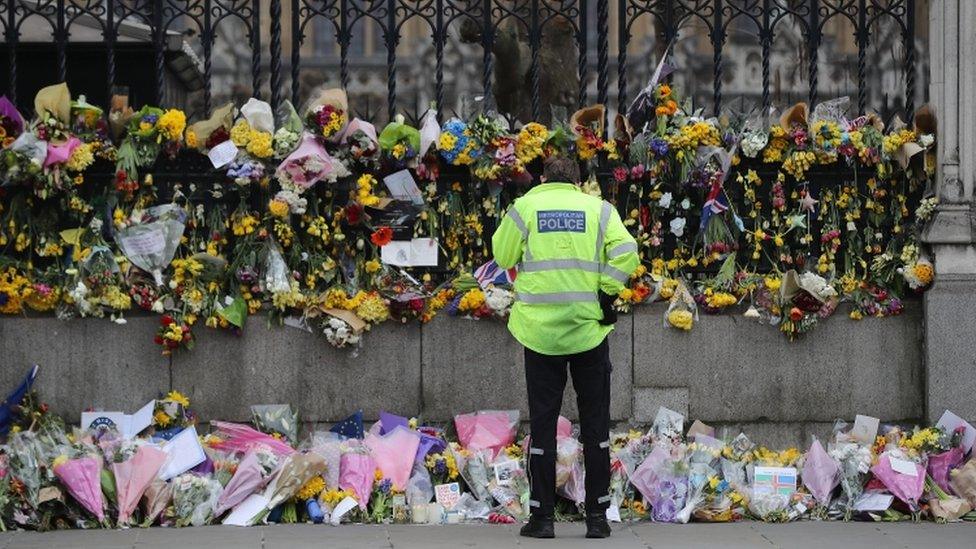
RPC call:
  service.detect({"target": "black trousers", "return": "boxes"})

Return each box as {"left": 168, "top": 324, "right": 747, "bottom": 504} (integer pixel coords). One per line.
{"left": 524, "top": 338, "right": 611, "bottom": 516}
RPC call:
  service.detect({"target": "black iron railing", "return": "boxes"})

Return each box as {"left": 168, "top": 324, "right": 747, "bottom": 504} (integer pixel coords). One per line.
{"left": 1, "top": 0, "right": 918, "bottom": 121}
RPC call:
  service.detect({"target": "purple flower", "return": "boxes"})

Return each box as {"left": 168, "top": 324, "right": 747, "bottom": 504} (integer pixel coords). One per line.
{"left": 0, "top": 291, "right": 8, "bottom": 307}
{"left": 379, "top": 478, "right": 392, "bottom": 495}
{"left": 650, "top": 137, "right": 669, "bottom": 157}
{"left": 433, "top": 459, "right": 447, "bottom": 476}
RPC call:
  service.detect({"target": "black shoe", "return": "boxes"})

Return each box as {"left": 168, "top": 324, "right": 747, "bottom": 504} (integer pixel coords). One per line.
{"left": 585, "top": 512, "right": 611, "bottom": 539}
{"left": 519, "top": 514, "right": 555, "bottom": 538}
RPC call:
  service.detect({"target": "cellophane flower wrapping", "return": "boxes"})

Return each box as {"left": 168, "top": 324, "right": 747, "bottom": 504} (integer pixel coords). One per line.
{"left": 405, "top": 462, "right": 434, "bottom": 508}
{"left": 214, "top": 446, "right": 279, "bottom": 516}
{"left": 927, "top": 446, "right": 964, "bottom": 494}
{"left": 141, "top": 478, "right": 173, "bottom": 526}
{"left": 171, "top": 473, "right": 221, "bottom": 527}
{"left": 871, "top": 451, "right": 925, "bottom": 512}
{"left": 53, "top": 456, "right": 105, "bottom": 522}
{"left": 555, "top": 436, "right": 585, "bottom": 505}
{"left": 453, "top": 410, "right": 518, "bottom": 459}
{"left": 305, "top": 432, "right": 343, "bottom": 490}
{"left": 364, "top": 426, "right": 421, "bottom": 491}
{"left": 275, "top": 132, "right": 349, "bottom": 191}
{"left": 209, "top": 420, "right": 295, "bottom": 458}
{"left": 261, "top": 452, "right": 326, "bottom": 515}
{"left": 448, "top": 444, "right": 491, "bottom": 501}
{"left": 250, "top": 404, "right": 299, "bottom": 445}
{"left": 339, "top": 446, "right": 375, "bottom": 510}
{"left": 113, "top": 444, "right": 167, "bottom": 525}
{"left": 828, "top": 441, "right": 871, "bottom": 518}
{"left": 664, "top": 280, "right": 698, "bottom": 330}
{"left": 5, "top": 431, "right": 43, "bottom": 507}
{"left": 801, "top": 438, "right": 840, "bottom": 508}
{"left": 950, "top": 459, "right": 976, "bottom": 508}
{"left": 114, "top": 204, "right": 187, "bottom": 285}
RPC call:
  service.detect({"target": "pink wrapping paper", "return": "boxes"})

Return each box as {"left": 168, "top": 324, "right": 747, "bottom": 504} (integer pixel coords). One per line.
{"left": 113, "top": 445, "right": 167, "bottom": 525}
{"left": 54, "top": 456, "right": 105, "bottom": 522}
{"left": 44, "top": 136, "right": 80, "bottom": 167}
{"left": 454, "top": 410, "right": 518, "bottom": 458}
{"left": 871, "top": 453, "right": 925, "bottom": 511}
{"left": 928, "top": 447, "right": 964, "bottom": 494}
{"left": 628, "top": 445, "right": 669, "bottom": 502}
{"left": 339, "top": 452, "right": 375, "bottom": 510}
{"left": 275, "top": 133, "right": 346, "bottom": 189}
{"left": 209, "top": 421, "right": 295, "bottom": 457}
{"left": 802, "top": 439, "right": 840, "bottom": 505}
{"left": 214, "top": 450, "right": 275, "bottom": 516}
{"left": 365, "top": 427, "right": 420, "bottom": 491}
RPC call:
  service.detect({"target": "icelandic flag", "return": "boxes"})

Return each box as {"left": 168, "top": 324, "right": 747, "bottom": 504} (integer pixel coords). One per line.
{"left": 473, "top": 260, "right": 517, "bottom": 289}
{"left": 700, "top": 179, "right": 729, "bottom": 231}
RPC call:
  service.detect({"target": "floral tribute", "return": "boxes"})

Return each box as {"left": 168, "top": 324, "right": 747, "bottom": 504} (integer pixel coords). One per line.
{"left": 0, "top": 381, "right": 973, "bottom": 530}
{"left": 0, "top": 77, "right": 936, "bottom": 351}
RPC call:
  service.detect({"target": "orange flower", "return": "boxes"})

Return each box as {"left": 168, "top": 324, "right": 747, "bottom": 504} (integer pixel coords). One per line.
{"left": 370, "top": 226, "right": 393, "bottom": 247}
{"left": 789, "top": 307, "right": 803, "bottom": 322}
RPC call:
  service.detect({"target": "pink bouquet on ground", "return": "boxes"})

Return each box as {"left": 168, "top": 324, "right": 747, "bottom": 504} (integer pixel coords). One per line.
{"left": 141, "top": 478, "right": 173, "bottom": 526}
{"left": 209, "top": 421, "right": 295, "bottom": 458}
{"left": 364, "top": 426, "right": 421, "bottom": 491}
{"left": 801, "top": 439, "right": 840, "bottom": 511}
{"left": 214, "top": 446, "right": 280, "bottom": 516}
{"left": 454, "top": 410, "right": 519, "bottom": 459}
{"left": 339, "top": 448, "right": 376, "bottom": 510}
{"left": 53, "top": 456, "right": 105, "bottom": 522}
{"left": 871, "top": 452, "right": 925, "bottom": 513}
{"left": 275, "top": 132, "right": 349, "bottom": 191}
{"left": 113, "top": 445, "right": 167, "bottom": 525}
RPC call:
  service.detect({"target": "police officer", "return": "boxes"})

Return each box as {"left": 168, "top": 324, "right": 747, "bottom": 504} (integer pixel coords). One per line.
{"left": 492, "top": 157, "right": 639, "bottom": 539}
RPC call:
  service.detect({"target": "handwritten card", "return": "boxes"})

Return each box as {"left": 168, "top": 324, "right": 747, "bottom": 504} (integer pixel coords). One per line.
{"left": 381, "top": 238, "right": 439, "bottom": 267}
{"left": 208, "top": 140, "right": 239, "bottom": 169}
{"left": 383, "top": 170, "right": 424, "bottom": 205}
{"left": 435, "top": 482, "right": 461, "bottom": 510}
{"left": 851, "top": 415, "right": 880, "bottom": 444}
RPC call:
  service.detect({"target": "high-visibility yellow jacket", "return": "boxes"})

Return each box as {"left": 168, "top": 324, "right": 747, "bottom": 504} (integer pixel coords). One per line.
{"left": 491, "top": 182, "right": 640, "bottom": 355}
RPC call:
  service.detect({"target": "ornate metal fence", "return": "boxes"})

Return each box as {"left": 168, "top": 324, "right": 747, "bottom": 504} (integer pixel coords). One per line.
{"left": 0, "top": 0, "right": 919, "bottom": 121}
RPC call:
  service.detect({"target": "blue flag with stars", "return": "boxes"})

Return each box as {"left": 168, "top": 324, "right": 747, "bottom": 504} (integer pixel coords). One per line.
{"left": 0, "top": 365, "right": 37, "bottom": 437}
{"left": 330, "top": 410, "right": 364, "bottom": 439}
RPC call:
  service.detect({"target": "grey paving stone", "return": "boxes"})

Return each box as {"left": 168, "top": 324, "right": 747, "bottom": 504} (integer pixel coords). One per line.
{"left": 631, "top": 522, "right": 773, "bottom": 549}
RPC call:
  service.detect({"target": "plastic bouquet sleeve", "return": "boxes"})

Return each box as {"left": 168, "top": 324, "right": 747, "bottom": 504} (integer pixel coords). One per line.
{"left": 34, "top": 82, "right": 71, "bottom": 123}
{"left": 171, "top": 473, "right": 222, "bottom": 527}
{"left": 114, "top": 204, "right": 187, "bottom": 285}
{"left": 44, "top": 135, "right": 81, "bottom": 168}
{"left": 801, "top": 438, "right": 840, "bottom": 506}
{"left": 554, "top": 437, "right": 585, "bottom": 505}
{"left": 241, "top": 98, "right": 274, "bottom": 133}
{"left": 0, "top": 96, "right": 23, "bottom": 135}
{"left": 419, "top": 109, "right": 440, "bottom": 157}
{"left": 113, "top": 445, "right": 167, "bottom": 525}
{"left": 209, "top": 421, "right": 296, "bottom": 458}
{"left": 141, "top": 478, "right": 173, "bottom": 526}
{"left": 378, "top": 116, "right": 421, "bottom": 152}
{"left": 628, "top": 445, "right": 669, "bottom": 503}
{"left": 307, "top": 434, "right": 343, "bottom": 490}
{"left": 870, "top": 452, "right": 925, "bottom": 512}
{"left": 250, "top": 404, "right": 299, "bottom": 445}
{"left": 453, "top": 410, "right": 519, "bottom": 459}
{"left": 364, "top": 426, "right": 421, "bottom": 491}
{"left": 950, "top": 459, "right": 976, "bottom": 507}
{"left": 186, "top": 102, "right": 234, "bottom": 150}
{"left": 53, "top": 456, "right": 106, "bottom": 522}
{"left": 927, "top": 446, "right": 964, "bottom": 494}
{"left": 340, "top": 117, "right": 378, "bottom": 146}
{"left": 275, "top": 132, "right": 350, "bottom": 190}
{"left": 261, "top": 452, "right": 327, "bottom": 514}
{"left": 214, "top": 449, "right": 277, "bottom": 516}
{"left": 339, "top": 450, "right": 376, "bottom": 510}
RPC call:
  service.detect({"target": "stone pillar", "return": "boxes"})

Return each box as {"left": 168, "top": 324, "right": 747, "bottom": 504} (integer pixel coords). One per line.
{"left": 922, "top": 0, "right": 976, "bottom": 423}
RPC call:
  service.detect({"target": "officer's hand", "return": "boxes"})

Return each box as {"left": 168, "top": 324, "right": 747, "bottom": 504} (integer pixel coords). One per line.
{"left": 598, "top": 291, "right": 618, "bottom": 325}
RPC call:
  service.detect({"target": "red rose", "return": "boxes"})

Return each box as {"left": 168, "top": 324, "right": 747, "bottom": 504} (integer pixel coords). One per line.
{"left": 160, "top": 314, "right": 174, "bottom": 326}
{"left": 153, "top": 335, "right": 164, "bottom": 345}
{"left": 370, "top": 226, "right": 393, "bottom": 247}
{"left": 345, "top": 203, "right": 364, "bottom": 225}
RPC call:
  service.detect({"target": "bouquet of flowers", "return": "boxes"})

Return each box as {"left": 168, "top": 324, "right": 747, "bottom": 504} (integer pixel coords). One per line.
{"left": 171, "top": 473, "right": 221, "bottom": 527}
{"left": 273, "top": 100, "right": 303, "bottom": 158}
{"left": 0, "top": 96, "right": 24, "bottom": 147}
{"left": 439, "top": 118, "right": 480, "bottom": 166}
{"left": 665, "top": 280, "right": 697, "bottom": 331}
{"left": 828, "top": 441, "right": 871, "bottom": 519}
{"left": 251, "top": 404, "right": 299, "bottom": 445}
{"left": 275, "top": 132, "right": 349, "bottom": 192}
{"left": 112, "top": 444, "right": 167, "bottom": 525}
{"left": 186, "top": 102, "right": 234, "bottom": 152}
{"left": 214, "top": 445, "right": 279, "bottom": 516}
{"left": 379, "top": 115, "right": 420, "bottom": 169}
{"left": 304, "top": 88, "right": 348, "bottom": 140}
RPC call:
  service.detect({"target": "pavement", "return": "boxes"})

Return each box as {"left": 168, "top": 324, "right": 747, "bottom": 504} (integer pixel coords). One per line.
{"left": 0, "top": 522, "right": 972, "bottom": 549}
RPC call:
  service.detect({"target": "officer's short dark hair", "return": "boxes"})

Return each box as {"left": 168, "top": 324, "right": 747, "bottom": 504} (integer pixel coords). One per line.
{"left": 543, "top": 156, "right": 580, "bottom": 183}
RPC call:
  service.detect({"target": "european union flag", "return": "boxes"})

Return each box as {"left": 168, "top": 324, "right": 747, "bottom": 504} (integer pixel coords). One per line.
{"left": 0, "top": 365, "right": 38, "bottom": 437}
{"left": 330, "top": 410, "right": 364, "bottom": 439}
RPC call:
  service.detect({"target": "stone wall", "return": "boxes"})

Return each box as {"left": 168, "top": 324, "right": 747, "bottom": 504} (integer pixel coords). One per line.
{"left": 0, "top": 302, "right": 926, "bottom": 447}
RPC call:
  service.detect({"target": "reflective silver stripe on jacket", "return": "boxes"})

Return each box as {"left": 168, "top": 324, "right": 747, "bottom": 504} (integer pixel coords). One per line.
{"left": 593, "top": 201, "right": 613, "bottom": 262}
{"left": 516, "top": 291, "right": 599, "bottom": 304}
{"left": 608, "top": 241, "right": 638, "bottom": 259}
{"left": 521, "top": 258, "right": 602, "bottom": 274}
{"left": 507, "top": 207, "right": 528, "bottom": 239}
{"left": 605, "top": 266, "right": 630, "bottom": 283}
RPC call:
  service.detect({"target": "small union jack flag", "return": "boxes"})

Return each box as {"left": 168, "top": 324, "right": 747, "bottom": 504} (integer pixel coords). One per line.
{"left": 473, "top": 260, "right": 517, "bottom": 289}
